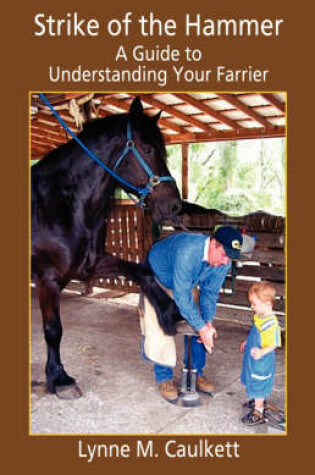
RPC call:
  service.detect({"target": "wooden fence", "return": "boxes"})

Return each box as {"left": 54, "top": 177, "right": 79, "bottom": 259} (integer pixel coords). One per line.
{"left": 165, "top": 210, "right": 285, "bottom": 327}
{"left": 71, "top": 203, "right": 285, "bottom": 327}
{"left": 84, "top": 202, "right": 153, "bottom": 293}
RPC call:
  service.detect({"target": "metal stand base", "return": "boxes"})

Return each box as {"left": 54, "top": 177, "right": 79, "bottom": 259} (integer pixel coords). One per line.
{"left": 180, "top": 391, "right": 201, "bottom": 407}
{"left": 178, "top": 335, "right": 201, "bottom": 407}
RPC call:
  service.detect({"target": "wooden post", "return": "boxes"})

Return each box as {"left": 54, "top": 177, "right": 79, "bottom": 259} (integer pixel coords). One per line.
{"left": 182, "top": 143, "right": 189, "bottom": 200}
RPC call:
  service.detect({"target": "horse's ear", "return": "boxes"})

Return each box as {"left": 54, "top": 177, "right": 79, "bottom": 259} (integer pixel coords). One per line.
{"left": 129, "top": 97, "right": 143, "bottom": 116}
{"left": 152, "top": 110, "right": 162, "bottom": 124}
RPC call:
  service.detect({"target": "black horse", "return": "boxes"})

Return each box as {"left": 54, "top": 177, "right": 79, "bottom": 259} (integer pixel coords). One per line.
{"left": 31, "top": 97, "right": 182, "bottom": 398}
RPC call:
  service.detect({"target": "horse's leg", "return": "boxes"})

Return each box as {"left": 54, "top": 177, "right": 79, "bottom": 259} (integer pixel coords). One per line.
{"left": 37, "top": 276, "right": 82, "bottom": 399}
{"left": 90, "top": 254, "right": 182, "bottom": 335}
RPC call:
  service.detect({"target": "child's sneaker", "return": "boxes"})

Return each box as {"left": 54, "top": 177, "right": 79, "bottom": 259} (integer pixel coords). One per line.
{"left": 241, "top": 409, "right": 266, "bottom": 426}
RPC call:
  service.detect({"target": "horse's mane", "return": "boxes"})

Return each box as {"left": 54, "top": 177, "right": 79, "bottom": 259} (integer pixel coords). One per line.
{"left": 80, "top": 113, "right": 126, "bottom": 138}
{"left": 80, "top": 111, "right": 167, "bottom": 163}
{"left": 32, "top": 109, "right": 167, "bottom": 177}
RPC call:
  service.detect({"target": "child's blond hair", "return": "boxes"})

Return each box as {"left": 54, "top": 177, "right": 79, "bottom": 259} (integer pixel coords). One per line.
{"left": 248, "top": 282, "right": 276, "bottom": 304}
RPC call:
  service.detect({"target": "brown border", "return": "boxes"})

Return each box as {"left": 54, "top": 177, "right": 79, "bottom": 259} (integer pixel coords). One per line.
{"left": 3, "top": 0, "right": 311, "bottom": 471}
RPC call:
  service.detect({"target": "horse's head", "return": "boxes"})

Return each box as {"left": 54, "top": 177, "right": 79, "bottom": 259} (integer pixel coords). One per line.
{"left": 115, "top": 97, "right": 182, "bottom": 224}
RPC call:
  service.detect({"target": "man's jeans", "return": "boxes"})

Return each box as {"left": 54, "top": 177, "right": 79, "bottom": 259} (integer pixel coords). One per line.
{"left": 154, "top": 335, "right": 206, "bottom": 383}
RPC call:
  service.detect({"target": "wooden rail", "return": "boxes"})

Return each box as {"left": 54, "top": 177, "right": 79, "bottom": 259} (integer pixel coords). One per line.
{"left": 68, "top": 202, "right": 285, "bottom": 328}
{"left": 85, "top": 202, "right": 153, "bottom": 293}
{"left": 161, "top": 209, "right": 286, "bottom": 327}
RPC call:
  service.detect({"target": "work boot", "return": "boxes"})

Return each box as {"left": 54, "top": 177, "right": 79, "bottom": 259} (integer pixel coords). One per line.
{"left": 197, "top": 375, "right": 215, "bottom": 394}
{"left": 158, "top": 380, "right": 178, "bottom": 404}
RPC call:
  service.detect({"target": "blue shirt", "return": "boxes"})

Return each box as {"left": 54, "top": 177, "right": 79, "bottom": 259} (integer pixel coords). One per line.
{"left": 148, "top": 233, "right": 231, "bottom": 331}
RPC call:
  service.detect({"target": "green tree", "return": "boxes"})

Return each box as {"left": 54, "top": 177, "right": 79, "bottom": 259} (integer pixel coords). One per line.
{"left": 166, "top": 138, "right": 285, "bottom": 216}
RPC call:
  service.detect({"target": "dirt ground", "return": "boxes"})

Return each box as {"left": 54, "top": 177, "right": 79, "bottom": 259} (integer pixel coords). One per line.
{"left": 30, "top": 290, "right": 286, "bottom": 435}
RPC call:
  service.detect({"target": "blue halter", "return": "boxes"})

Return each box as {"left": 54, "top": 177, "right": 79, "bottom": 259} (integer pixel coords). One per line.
{"left": 38, "top": 93, "right": 174, "bottom": 208}
{"left": 113, "top": 121, "right": 173, "bottom": 206}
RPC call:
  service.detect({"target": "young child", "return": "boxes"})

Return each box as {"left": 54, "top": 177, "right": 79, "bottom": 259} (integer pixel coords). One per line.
{"left": 240, "top": 282, "right": 282, "bottom": 425}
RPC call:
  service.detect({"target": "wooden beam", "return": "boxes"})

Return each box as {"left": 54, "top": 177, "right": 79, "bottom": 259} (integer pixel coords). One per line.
{"left": 63, "top": 93, "right": 93, "bottom": 101}
{"left": 31, "top": 126, "right": 67, "bottom": 142}
{"left": 38, "top": 109, "right": 76, "bottom": 123}
{"left": 31, "top": 149, "right": 51, "bottom": 160}
{"left": 35, "top": 112, "right": 78, "bottom": 132}
{"left": 31, "top": 138, "right": 58, "bottom": 149}
{"left": 31, "top": 143, "right": 48, "bottom": 152}
{"left": 164, "top": 126, "right": 285, "bottom": 145}
{"left": 31, "top": 152, "right": 48, "bottom": 160}
{"left": 174, "top": 93, "right": 242, "bottom": 131}
{"left": 260, "top": 93, "right": 286, "bottom": 114}
{"left": 252, "top": 104, "right": 282, "bottom": 113}
{"left": 236, "top": 115, "right": 285, "bottom": 123}
{"left": 32, "top": 122, "right": 62, "bottom": 134}
{"left": 181, "top": 144, "right": 189, "bottom": 200}
{"left": 31, "top": 117, "right": 62, "bottom": 133}
{"left": 134, "top": 93, "right": 212, "bottom": 133}
{"left": 31, "top": 132, "right": 66, "bottom": 146}
{"left": 31, "top": 145, "right": 49, "bottom": 156}
{"left": 97, "top": 108, "right": 113, "bottom": 118}
{"left": 218, "top": 94, "right": 272, "bottom": 128}
{"left": 31, "top": 122, "right": 66, "bottom": 135}
{"left": 31, "top": 135, "right": 64, "bottom": 149}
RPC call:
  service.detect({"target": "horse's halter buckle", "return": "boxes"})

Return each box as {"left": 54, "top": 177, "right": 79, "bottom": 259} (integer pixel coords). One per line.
{"left": 126, "top": 139, "right": 135, "bottom": 149}
{"left": 149, "top": 175, "right": 161, "bottom": 187}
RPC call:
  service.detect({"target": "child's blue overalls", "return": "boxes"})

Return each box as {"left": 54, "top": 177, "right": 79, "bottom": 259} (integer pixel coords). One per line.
{"left": 241, "top": 315, "right": 281, "bottom": 399}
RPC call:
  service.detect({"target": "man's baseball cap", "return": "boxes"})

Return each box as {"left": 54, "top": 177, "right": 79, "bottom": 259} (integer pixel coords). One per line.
{"left": 214, "top": 226, "right": 243, "bottom": 260}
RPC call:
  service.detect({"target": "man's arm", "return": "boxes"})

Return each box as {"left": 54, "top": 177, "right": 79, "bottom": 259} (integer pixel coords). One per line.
{"left": 199, "top": 264, "right": 231, "bottom": 322}
{"left": 172, "top": 247, "right": 206, "bottom": 331}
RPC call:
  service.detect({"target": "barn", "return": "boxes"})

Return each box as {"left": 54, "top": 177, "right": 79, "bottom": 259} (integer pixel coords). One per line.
{"left": 30, "top": 92, "right": 286, "bottom": 434}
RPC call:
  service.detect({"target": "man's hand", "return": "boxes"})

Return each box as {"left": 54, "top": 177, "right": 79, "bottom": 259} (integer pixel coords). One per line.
{"left": 198, "top": 323, "right": 217, "bottom": 353}
{"left": 206, "top": 322, "right": 218, "bottom": 345}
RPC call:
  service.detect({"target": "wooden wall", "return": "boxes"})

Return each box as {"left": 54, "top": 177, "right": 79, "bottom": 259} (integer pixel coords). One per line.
{"left": 166, "top": 210, "right": 285, "bottom": 327}
{"left": 85, "top": 202, "right": 153, "bottom": 293}
{"left": 73, "top": 203, "right": 285, "bottom": 328}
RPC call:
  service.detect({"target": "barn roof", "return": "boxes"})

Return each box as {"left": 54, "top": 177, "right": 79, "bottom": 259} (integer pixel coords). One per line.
{"left": 30, "top": 92, "right": 286, "bottom": 160}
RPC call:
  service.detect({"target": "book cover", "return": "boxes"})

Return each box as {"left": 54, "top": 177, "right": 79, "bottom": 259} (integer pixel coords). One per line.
{"left": 2, "top": 0, "right": 310, "bottom": 472}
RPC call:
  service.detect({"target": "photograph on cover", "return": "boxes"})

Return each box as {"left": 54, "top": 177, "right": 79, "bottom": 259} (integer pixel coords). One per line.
{"left": 30, "top": 92, "right": 286, "bottom": 435}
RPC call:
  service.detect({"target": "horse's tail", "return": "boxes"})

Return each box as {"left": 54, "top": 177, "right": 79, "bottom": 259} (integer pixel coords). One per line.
{"left": 135, "top": 262, "right": 183, "bottom": 336}
{"left": 88, "top": 254, "right": 182, "bottom": 335}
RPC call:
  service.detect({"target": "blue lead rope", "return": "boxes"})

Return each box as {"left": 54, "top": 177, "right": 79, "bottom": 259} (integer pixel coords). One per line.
{"left": 38, "top": 93, "right": 173, "bottom": 205}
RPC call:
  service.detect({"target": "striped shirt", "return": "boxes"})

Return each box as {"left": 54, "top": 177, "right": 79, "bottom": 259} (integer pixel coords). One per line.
{"left": 253, "top": 314, "right": 282, "bottom": 348}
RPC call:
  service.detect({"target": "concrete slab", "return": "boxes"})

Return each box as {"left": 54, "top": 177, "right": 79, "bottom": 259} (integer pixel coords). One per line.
{"left": 30, "top": 290, "right": 286, "bottom": 435}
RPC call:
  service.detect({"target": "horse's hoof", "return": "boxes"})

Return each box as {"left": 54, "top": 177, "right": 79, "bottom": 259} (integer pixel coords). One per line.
{"left": 55, "top": 383, "right": 83, "bottom": 400}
